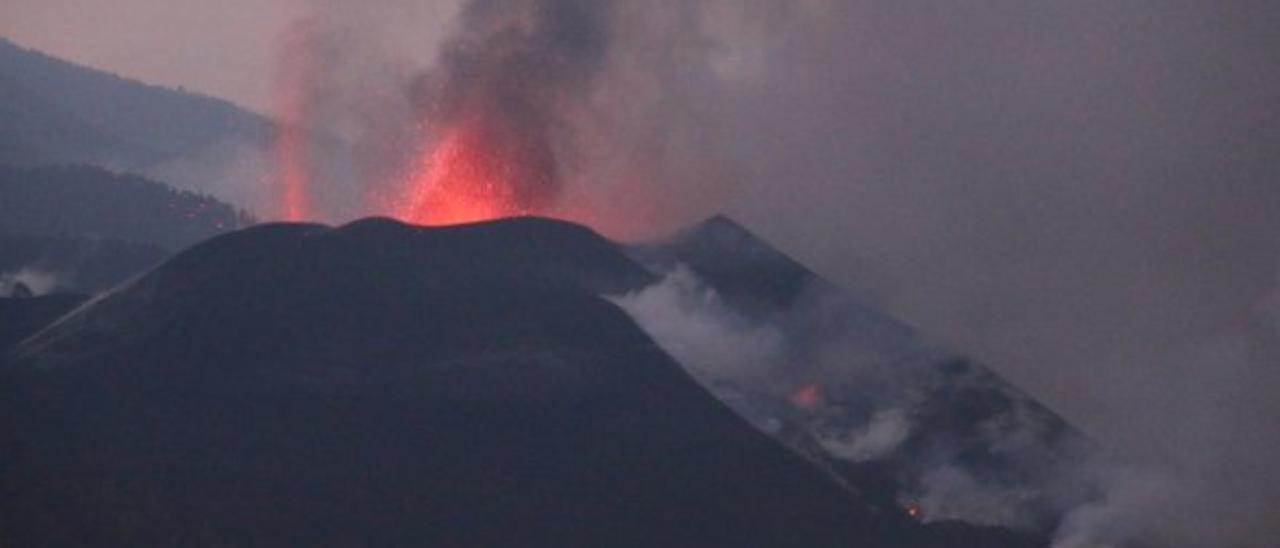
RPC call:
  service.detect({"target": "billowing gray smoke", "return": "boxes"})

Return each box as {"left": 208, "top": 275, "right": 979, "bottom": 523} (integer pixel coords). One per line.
{"left": 281, "top": 0, "right": 732, "bottom": 230}
{"left": 711, "top": 4, "right": 1280, "bottom": 547}
{"left": 282, "top": 1, "right": 1280, "bottom": 545}
{"left": 404, "top": 0, "right": 615, "bottom": 212}
{"left": 610, "top": 258, "right": 1099, "bottom": 535}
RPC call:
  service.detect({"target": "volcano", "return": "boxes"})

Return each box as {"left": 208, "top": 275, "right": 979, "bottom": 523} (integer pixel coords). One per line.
{"left": 628, "top": 217, "right": 1098, "bottom": 535}
{"left": 1, "top": 216, "right": 1045, "bottom": 546}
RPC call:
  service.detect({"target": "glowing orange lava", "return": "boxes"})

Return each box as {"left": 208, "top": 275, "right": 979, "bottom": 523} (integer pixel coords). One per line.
{"left": 397, "top": 113, "right": 557, "bottom": 226}
{"left": 275, "top": 122, "right": 309, "bottom": 221}
{"left": 272, "top": 18, "right": 316, "bottom": 221}
{"left": 399, "top": 128, "right": 517, "bottom": 224}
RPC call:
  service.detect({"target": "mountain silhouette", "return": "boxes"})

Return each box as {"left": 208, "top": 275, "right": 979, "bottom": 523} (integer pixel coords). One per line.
{"left": 0, "top": 216, "right": 1050, "bottom": 547}
{"left": 0, "top": 38, "right": 271, "bottom": 172}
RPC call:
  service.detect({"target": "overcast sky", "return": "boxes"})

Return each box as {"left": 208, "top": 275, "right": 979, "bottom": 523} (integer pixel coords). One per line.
{"left": 1, "top": 0, "right": 461, "bottom": 113}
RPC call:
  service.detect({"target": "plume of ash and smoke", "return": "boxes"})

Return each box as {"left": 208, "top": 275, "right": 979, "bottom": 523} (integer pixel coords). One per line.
{"left": 270, "top": 0, "right": 734, "bottom": 234}
{"left": 610, "top": 267, "right": 1088, "bottom": 529}
{"left": 402, "top": 0, "right": 613, "bottom": 214}
{"left": 704, "top": 6, "right": 1280, "bottom": 545}
{"left": 273, "top": 1, "right": 1280, "bottom": 545}
{"left": 612, "top": 261, "right": 1280, "bottom": 546}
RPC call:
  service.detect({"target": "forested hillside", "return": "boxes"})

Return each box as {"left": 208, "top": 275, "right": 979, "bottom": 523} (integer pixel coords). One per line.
{"left": 0, "top": 165, "right": 251, "bottom": 250}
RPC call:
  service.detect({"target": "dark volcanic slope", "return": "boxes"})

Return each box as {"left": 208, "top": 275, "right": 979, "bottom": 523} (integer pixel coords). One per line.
{"left": 0, "top": 294, "right": 86, "bottom": 354}
{"left": 627, "top": 216, "right": 1092, "bottom": 539}
{"left": 0, "top": 217, "right": 977, "bottom": 547}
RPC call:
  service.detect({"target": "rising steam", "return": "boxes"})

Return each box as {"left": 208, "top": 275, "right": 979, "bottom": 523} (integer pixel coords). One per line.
{"left": 270, "top": 2, "right": 1280, "bottom": 546}
{"left": 271, "top": 0, "right": 731, "bottom": 238}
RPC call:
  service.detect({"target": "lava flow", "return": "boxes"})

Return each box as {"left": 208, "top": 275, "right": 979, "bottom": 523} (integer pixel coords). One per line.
{"left": 397, "top": 113, "right": 558, "bottom": 226}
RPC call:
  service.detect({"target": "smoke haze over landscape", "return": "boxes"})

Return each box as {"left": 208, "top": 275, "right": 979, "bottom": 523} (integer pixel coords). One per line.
{"left": 5, "top": 1, "right": 1280, "bottom": 545}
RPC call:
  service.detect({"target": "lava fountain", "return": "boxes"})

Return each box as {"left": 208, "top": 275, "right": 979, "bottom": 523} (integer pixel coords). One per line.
{"left": 397, "top": 111, "right": 559, "bottom": 226}
{"left": 274, "top": 119, "right": 310, "bottom": 222}
{"left": 272, "top": 18, "right": 317, "bottom": 222}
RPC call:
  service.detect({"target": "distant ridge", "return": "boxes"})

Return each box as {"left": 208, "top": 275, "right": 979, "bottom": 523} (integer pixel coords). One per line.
{"left": 0, "top": 37, "right": 272, "bottom": 171}
{"left": 0, "top": 164, "right": 251, "bottom": 250}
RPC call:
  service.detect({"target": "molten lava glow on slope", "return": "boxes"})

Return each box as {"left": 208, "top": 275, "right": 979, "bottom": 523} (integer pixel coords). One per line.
{"left": 397, "top": 114, "right": 556, "bottom": 226}
{"left": 790, "top": 383, "right": 824, "bottom": 410}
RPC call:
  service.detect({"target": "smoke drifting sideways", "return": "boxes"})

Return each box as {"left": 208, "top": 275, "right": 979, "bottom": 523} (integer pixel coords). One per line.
{"left": 396, "top": 0, "right": 608, "bottom": 225}
{"left": 610, "top": 267, "right": 1094, "bottom": 534}
{"left": 611, "top": 264, "right": 1271, "bottom": 547}
{"left": 272, "top": 0, "right": 734, "bottom": 238}
{"left": 705, "top": 4, "right": 1280, "bottom": 547}
{"left": 270, "top": 1, "right": 1280, "bottom": 546}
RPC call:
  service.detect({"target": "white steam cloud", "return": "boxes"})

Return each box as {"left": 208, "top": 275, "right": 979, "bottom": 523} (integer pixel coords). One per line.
{"left": 818, "top": 408, "right": 910, "bottom": 462}
{"left": 608, "top": 266, "right": 783, "bottom": 387}
{"left": 1, "top": 268, "right": 63, "bottom": 297}
{"left": 612, "top": 264, "right": 1090, "bottom": 533}
{"left": 613, "top": 258, "right": 1278, "bottom": 545}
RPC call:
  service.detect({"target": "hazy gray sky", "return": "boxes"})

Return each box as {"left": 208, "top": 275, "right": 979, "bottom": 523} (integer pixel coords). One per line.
{"left": 1, "top": 0, "right": 462, "bottom": 113}
{"left": 1, "top": 0, "right": 310, "bottom": 112}
{"left": 3, "top": 2, "right": 1280, "bottom": 544}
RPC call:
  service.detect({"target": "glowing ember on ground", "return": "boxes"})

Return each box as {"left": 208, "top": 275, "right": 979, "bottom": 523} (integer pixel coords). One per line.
{"left": 790, "top": 382, "right": 824, "bottom": 409}
{"left": 905, "top": 504, "right": 921, "bottom": 519}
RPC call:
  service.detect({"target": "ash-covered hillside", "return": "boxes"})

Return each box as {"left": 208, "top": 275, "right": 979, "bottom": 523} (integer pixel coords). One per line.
{"left": 0, "top": 216, "right": 1044, "bottom": 547}
{"left": 621, "top": 216, "right": 1102, "bottom": 537}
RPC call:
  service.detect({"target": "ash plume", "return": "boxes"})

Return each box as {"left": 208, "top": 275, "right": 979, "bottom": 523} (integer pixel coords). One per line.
{"left": 269, "top": 5, "right": 425, "bottom": 221}
{"left": 275, "top": 0, "right": 734, "bottom": 234}
{"left": 274, "top": 1, "right": 1280, "bottom": 545}
{"left": 615, "top": 253, "right": 1279, "bottom": 545}
{"left": 403, "top": 0, "right": 614, "bottom": 215}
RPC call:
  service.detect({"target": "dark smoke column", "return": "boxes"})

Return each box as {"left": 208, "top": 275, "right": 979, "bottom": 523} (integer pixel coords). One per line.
{"left": 397, "top": 0, "right": 613, "bottom": 225}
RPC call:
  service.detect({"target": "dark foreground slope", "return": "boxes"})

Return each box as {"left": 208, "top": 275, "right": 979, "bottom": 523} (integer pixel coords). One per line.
{"left": 0, "top": 295, "right": 87, "bottom": 353}
{"left": 0, "top": 217, "right": 1019, "bottom": 547}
